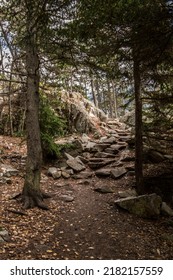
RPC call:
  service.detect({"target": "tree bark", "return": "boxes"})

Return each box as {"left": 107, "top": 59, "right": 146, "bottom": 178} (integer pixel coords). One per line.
{"left": 133, "top": 58, "right": 144, "bottom": 194}
{"left": 111, "top": 80, "right": 118, "bottom": 119}
{"left": 22, "top": 5, "right": 48, "bottom": 209}
{"left": 107, "top": 78, "right": 113, "bottom": 118}
{"left": 90, "top": 73, "right": 98, "bottom": 108}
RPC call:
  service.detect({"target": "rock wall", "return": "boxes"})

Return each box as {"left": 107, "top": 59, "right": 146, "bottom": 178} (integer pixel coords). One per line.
{"left": 60, "top": 91, "right": 109, "bottom": 135}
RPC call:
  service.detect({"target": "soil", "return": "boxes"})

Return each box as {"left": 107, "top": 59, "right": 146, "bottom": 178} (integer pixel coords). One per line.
{"left": 1, "top": 136, "right": 173, "bottom": 260}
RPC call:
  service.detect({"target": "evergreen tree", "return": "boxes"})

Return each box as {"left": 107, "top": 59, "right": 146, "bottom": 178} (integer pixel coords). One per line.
{"left": 73, "top": 0, "right": 173, "bottom": 193}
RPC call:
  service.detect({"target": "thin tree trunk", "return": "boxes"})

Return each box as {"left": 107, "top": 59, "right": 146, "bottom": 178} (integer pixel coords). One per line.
{"left": 95, "top": 78, "right": 101, "bottom": 107}
{"left": 133, "top": 58, "right": 144, "bottom": 194}
{"left": 111, "top": 80, "right": 118, "bottom": 118}
{"left": 90, "top": 74, "right": 98, "bottom": 108}
{"left": 8, "top": 62, "right": 14, "bottom": 136}
{"left": 107, "top": 78, "right": 113, "bottom": 118}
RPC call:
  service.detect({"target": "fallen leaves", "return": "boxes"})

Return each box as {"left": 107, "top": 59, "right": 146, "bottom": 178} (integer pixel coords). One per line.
{"left": 1, "top": 135, "right": 173, "bottom": 260}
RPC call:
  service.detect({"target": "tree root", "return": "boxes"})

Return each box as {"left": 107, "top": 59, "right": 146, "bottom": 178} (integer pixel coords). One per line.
{"left": 11, "top": 192, "right": 50, "bottom": 210}
{"left": 6, "top": 208, "right": 27, "bottom": 216}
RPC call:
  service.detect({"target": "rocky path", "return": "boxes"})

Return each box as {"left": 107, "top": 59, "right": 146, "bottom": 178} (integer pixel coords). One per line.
{"left": 1, "top": 120, "right": 173, "bottom": 259}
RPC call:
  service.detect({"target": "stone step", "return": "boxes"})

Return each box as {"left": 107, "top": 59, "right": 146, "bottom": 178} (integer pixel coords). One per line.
{"left": 88, "top": 158, "right": 115, "bottom": 169}
{"left": 94, "top": 152, "right": 116, "bottom": 158}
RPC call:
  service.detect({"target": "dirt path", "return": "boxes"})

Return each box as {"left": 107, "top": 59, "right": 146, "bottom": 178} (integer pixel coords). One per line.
{"left": 48, "top": 176, "right": 173, "bottom": 260}
{"left": 1, "top": 136, "right": 173, "bottom": 259}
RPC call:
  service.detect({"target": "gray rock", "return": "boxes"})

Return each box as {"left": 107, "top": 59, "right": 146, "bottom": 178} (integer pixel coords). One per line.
{"left": 110, "top": 144, "right": 126, "bottom": 151}
{"left": 161, "top": 202, "right": 173, "bottom": 216}
{"left": 47, "top": 167, "right": 61, "bottom": 179}
{"left": 94, "top": 186, "right": 114, "bottom": 193}
{"left": 101, "top": 136, "right": 117, "bottom": 144}
{"left": 127, "top": 171, "right": 135, "bottom": 176}
{"left": 81, "top": 133, "right": 91, "bottom": 143}
{"left": 47, "top": 167, "right": 57, "bottom": 176}
{"left": 104, "top": 148, "right": 119, "bottom": 155}
{"left": 88, "top": 158, "right": 115, "bottom": 169}
{"left": 73, "top": 171, "right": 93, "bottom": 179}
{"left": 66, "top": 156, "right": 86, "bottom": 172}
{"left": 53, "top": 171, "right": 62, "bottom": 179}
{"left": 61, "top": 171, "right": 71, "bottom": 179}
{"left": 77, "top": 156, "right": 88, "bottom": 164}
{"left": 0, "top": 229, "right": 10, "bottom": 241}
{"left": 0, "top": 236, "right": 4, "bottom": 243}
{"left": 118, "top": 189, "right": 137, "bottom": 198}
{"left": 111, "top": 167, "right": 127, "bottom": 179}
{"left": 94, "top": 152, "right": 115, "bottom": 158}
{"left": 0, "top": 164, "right": 18, "bottom": 176}
{"left": 95, "top": 168, "right": 111, "bottom": 177}
{"left": 78, "top": 180, "right": 90, "bottom": 185}
{"left": 115, "top": 193, "right": 162, "bottom": 218}
{"left": 60, "top": 195, "right": 74, "bottom": 202}
{"left": 85, "top": 141, "right": 96, "bottom": 151}
{"left": 64, "top": 152, "right": 74, "bottom": 160}
{"left": 119, "top": 136, "right": 131, "bottom": 142}
{"left": 92, "top": 143, "right": 110, "bottom": 152}
{"left": 65, "top": 169, "right": 74, "bottom": 175}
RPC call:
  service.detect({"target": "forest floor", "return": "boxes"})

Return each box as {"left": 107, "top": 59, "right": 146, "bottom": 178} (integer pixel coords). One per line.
{"left": 1, "top": 135, "right": 173, "bottom": 260}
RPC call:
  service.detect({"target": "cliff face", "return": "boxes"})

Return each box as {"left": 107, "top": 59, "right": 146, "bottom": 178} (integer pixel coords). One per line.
{"left": 60, "top": 90, "right": 109, "bottom": 135}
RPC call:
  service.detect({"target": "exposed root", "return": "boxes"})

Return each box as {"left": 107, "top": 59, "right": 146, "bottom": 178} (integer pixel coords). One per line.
{"left": 6, "top": 208, "right": 27, "bottom": 216}
{"left": 12, "top": 192, "right": 50, "bottom": 210}
{"left": 10, "top": 193, "right": 22, "bottom": 200}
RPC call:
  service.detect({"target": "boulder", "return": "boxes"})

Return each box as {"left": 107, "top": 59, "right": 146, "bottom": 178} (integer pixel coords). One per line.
{"left": 111, "top": 167, "right": 127, "bottom": 179}
{"left": 161, "top": 202, "right": 173, "bottom": 216}
{"left": 115, "top": 193, "right": 162, "bottom": 218}
{"left": 66, "top": 157, "right": 86, "bottom": 172}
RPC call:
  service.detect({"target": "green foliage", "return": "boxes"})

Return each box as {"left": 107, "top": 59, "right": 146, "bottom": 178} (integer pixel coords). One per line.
{"left": 39, "top": 94, "right": 67, "bottom": 160}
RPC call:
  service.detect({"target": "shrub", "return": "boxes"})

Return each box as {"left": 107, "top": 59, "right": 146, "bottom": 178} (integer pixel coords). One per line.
{"left": 39, "top": 94, "right": 67, "bottom": 160}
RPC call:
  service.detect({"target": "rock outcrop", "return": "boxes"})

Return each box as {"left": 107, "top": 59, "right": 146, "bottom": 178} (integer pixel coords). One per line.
{"left": 115, "top": 194, "right": 162, "bottom": 219}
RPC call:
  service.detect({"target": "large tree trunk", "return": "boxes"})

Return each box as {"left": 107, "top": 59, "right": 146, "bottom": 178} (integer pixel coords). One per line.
{"left": 133, "top": 58, "right": 144, "bottom": 194}
{"left": 22, "top": 5, "right": 48, "bottom": 210}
